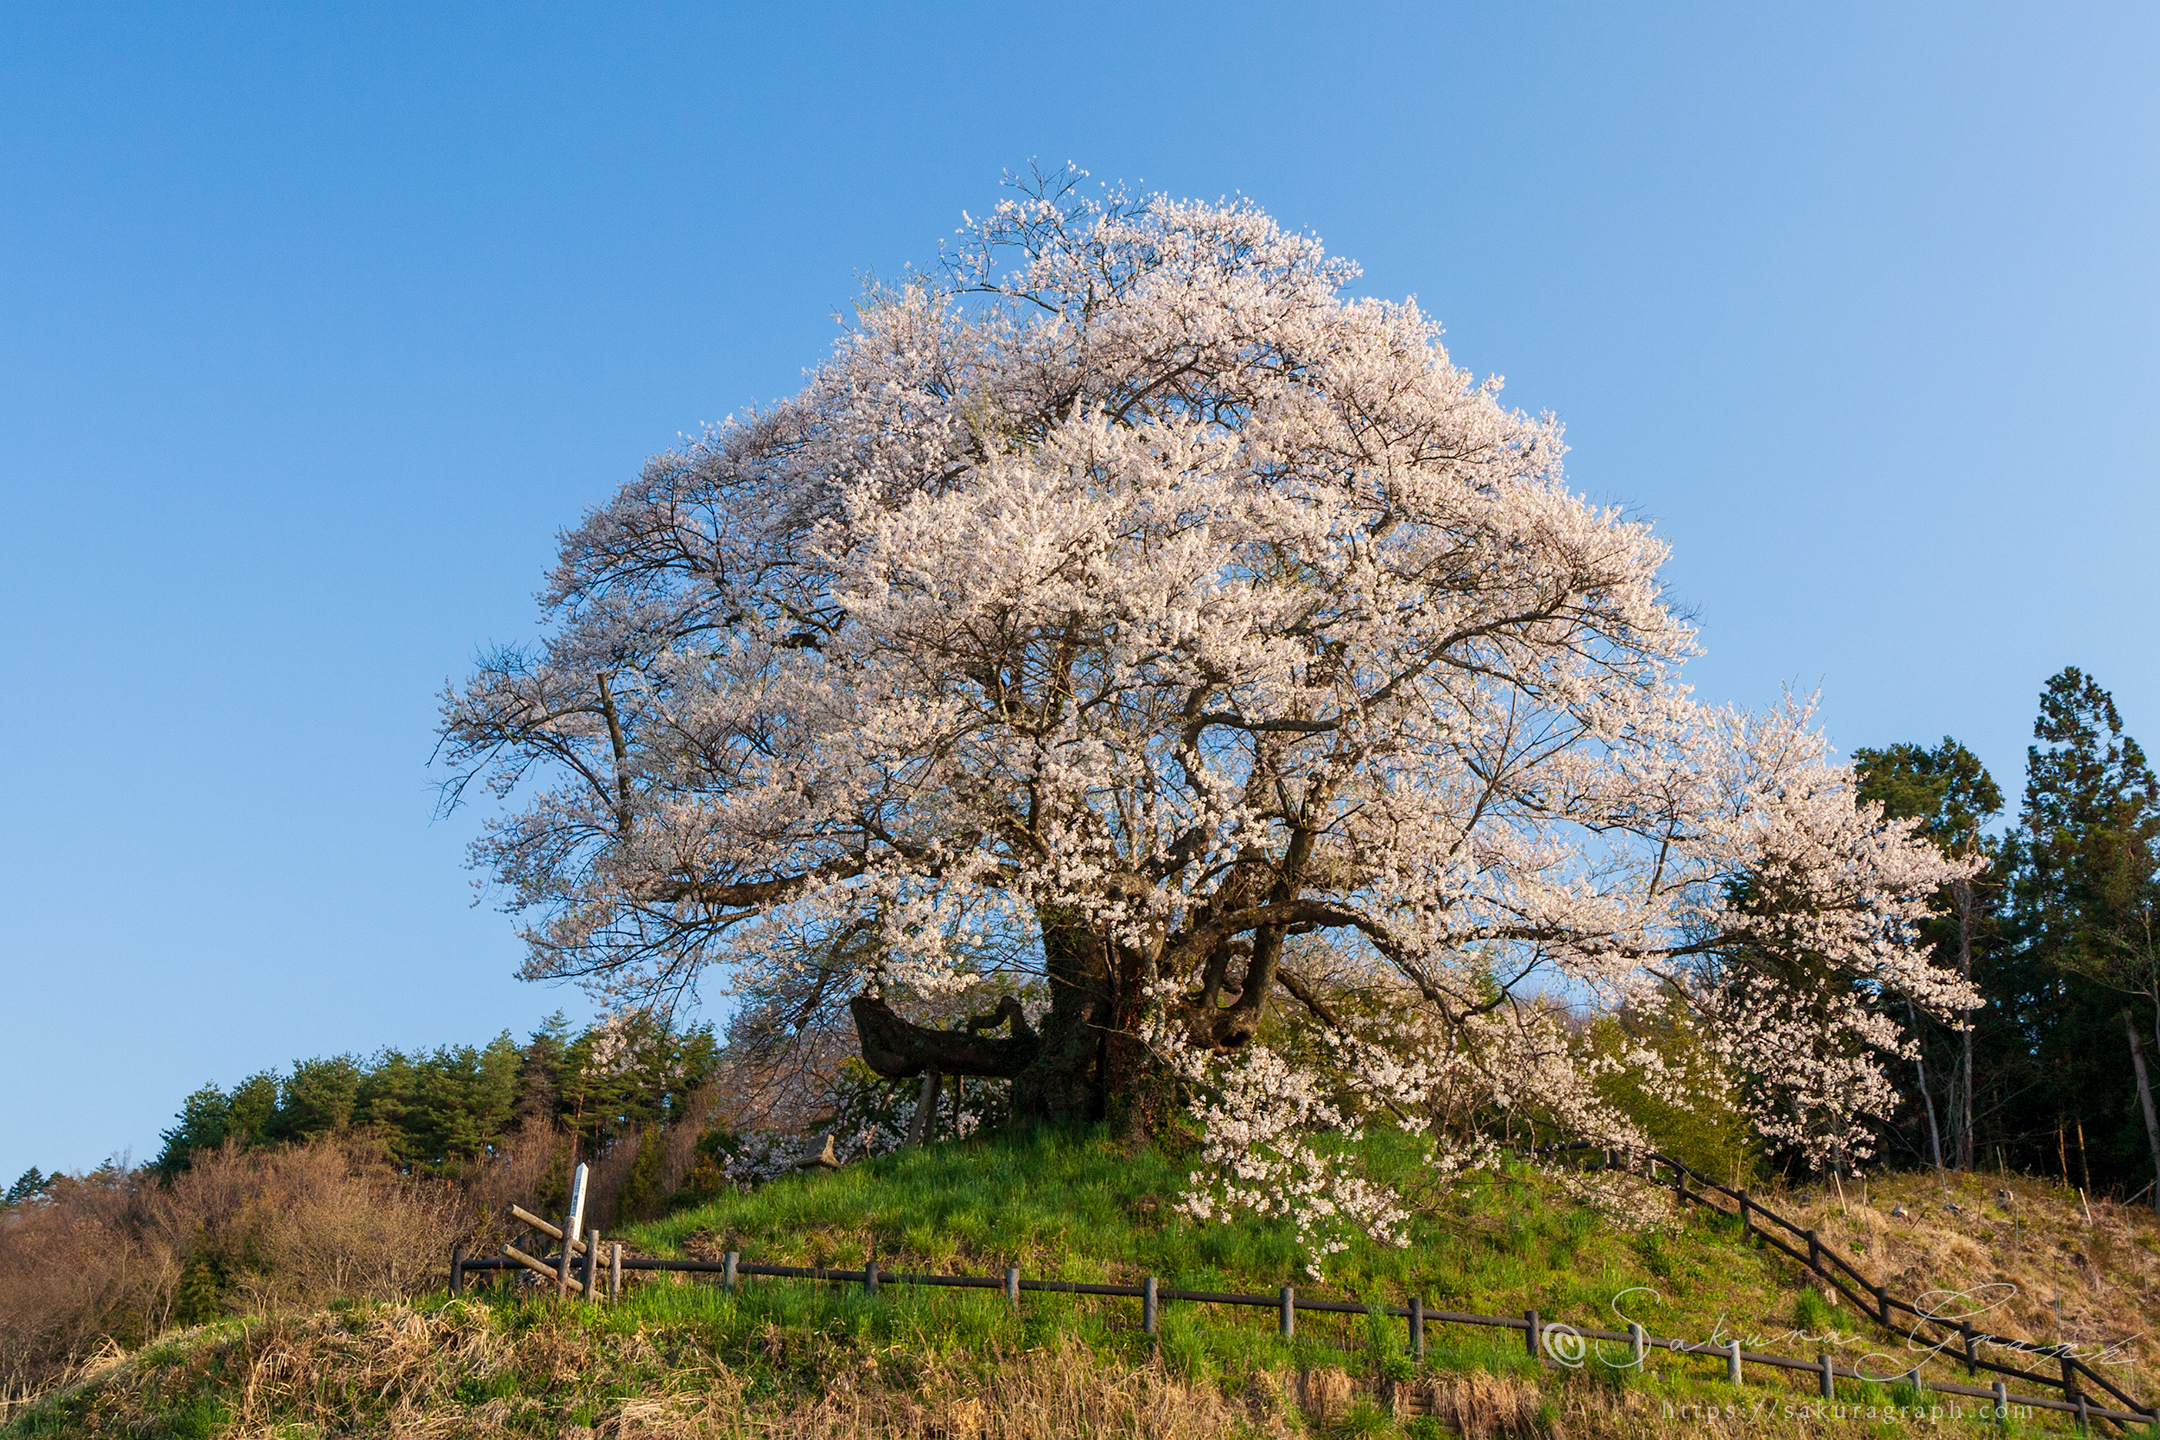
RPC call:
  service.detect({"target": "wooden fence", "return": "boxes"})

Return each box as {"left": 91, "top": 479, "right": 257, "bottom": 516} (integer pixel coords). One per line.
{"left": 1553, "top": 1145, "right": 2157, "bottom": 1431}
{"left": 448, "top": 1171, "right": 2159, "bottom": 1433}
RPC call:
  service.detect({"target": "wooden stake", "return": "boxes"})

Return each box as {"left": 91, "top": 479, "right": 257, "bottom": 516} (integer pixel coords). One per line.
{"left": 510, "top": 1205, "right": 588, "bottom": 1254}
{"left": 506, "top": 1244, "right": 585, "bottom": 1293}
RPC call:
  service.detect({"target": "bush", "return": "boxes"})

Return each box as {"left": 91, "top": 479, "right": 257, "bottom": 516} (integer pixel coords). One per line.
{"left": 0, "top": 1140, "right": 477, "bottom": 1400}
{"left": 1588, "top": 1012, "right": 1762, "bottom": 1185}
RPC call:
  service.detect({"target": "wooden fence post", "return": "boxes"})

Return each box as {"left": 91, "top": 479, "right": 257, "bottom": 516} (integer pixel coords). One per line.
{"left": 450, "top": 1244, "right": 466, "bottom": 1297}
{"left": 723, "top": 1250, "right": 738, "bottom": 1293}
{"left": 1409, "top": 1297, "right": 1424, "bottom": 1360}
{"left": 1992, "top": 1380, "right": 2007, "bottom": 1419}
{"left": 1630, "top": 1322, "right": 1646, "bottom": 1372}
{"left": 1143, "top": 1277, "right": 1158, "bottom": 1336}
{"left": 610, "top": 1241, "right": 623, "bottom": 1303}
{"left": 1874, "top": 1283, "right": 1889, "bottom": 1325}
{"left": 1279, "top": 1287, "right": 1295, "bottom": 1341}
{"left": 1819, "top": 1353, "right": 1835, "bottom": 1400}
{"left": 1525, "top": 1310, "right": 1541, "bottom": 1362}
{"left": 1728, "top": 1339, "right": 1743, "bottom": 1386}
{"left": 1807, "top": 1230, "right": 1820, "bottom": 1272}
{"left": 1005, "top": 1267, "right": 1020, "bottom": 1306}
{"left": 583, "top": 1230, "right": 601, "bottom": 1304}
{"left": 865, "top": 1259, "right": 879, "bottom": 1297}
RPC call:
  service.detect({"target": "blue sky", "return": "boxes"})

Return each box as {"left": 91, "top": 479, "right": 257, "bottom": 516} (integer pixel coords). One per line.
{"left": 2, "top": 2, "right": 2153, "bottom": 1180}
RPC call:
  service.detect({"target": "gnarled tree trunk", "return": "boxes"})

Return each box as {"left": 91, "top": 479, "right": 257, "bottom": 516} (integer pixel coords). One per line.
{"left": 846, "top": 903, "right": 1300, "bottom": 1132}
{"left": 847, "top": 911, "right": 1128, "bottom": 1127}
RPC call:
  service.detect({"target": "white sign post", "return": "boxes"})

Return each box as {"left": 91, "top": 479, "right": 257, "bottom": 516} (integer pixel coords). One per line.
{"left": 567, "top": 1163, "right": 589, "bottom": 1248}
{"left": 556, "top": 1163, "right": 590, "bottom": 1297}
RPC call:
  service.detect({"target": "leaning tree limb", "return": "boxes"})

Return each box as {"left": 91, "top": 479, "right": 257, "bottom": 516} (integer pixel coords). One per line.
{"left": 848, "top": 994, "right": 1041, "bottom": 1080}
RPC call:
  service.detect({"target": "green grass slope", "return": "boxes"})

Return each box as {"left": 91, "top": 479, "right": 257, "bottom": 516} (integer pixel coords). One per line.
{"left": 8, "top": 1127, "right": 2149, "bottom": 1438}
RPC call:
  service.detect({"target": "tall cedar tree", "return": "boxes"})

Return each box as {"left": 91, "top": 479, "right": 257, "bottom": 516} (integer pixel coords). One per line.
{"left": 1999, "top": 669, "right": 2160, "bottom": 1200}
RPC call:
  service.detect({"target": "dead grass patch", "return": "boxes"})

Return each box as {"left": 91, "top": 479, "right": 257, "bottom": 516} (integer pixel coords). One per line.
{"left": 1760, "top": 1169, "right": 2160, "bottom": 1374}
{"left": 20, "top": 1307, "right": 1265, "bottom": 1439}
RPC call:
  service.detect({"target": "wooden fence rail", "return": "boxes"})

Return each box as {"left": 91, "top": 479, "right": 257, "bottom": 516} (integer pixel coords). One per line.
{"left": 449, "top": 1237, "right": 2156, "bottom": 1432}
{"left": 1542, "top": 1144, "right": 2156, "bottom": 1427}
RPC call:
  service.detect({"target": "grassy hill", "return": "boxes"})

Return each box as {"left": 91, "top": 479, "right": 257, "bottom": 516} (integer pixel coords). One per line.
{"left": 9, "top": 1128, "right": 2159, "bottom": 1438}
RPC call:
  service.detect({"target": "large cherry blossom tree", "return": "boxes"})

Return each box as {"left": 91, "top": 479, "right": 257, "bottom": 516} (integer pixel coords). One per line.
{"left": 441, "top": 171, "right": 1973, "bottom": 1233}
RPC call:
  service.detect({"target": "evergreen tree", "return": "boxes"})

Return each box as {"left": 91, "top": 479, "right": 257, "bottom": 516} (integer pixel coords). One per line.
{"left": 4, "top": 1167, "right": 52, "bottom": 1206}
{"left": 153, "top": 1084, "right": 237, "bottom": 1177}
{"left": 2000, "top": 668, "right": 2160, "bottom": 1200}
{"left": 267, "top": 1056, "right": 362, "bottom": 1142}
{"left": 1854, "top": 738, "right": 2002, "bottom": 1170}
{"left": 145, "top": 1013, "right": 720, "bottom": 1179}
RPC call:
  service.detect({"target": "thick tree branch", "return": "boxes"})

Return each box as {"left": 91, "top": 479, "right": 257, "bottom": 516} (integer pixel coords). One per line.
{"left": 848, "top": 994, "right": 1041, "bottom": 1080}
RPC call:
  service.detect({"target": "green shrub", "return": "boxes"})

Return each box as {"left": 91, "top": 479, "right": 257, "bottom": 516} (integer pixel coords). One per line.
{"left": 1588, "top": 1012, "right": 1761, "bottom": 1184}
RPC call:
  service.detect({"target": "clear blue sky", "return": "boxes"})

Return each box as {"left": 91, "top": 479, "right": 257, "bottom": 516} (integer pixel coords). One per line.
{"left": 3, "top": 3, "right": 2153, "bottom": 1181}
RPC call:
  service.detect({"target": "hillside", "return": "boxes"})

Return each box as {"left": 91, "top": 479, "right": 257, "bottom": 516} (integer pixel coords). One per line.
{"left": 9, "top": 1129, "right": 2159, "bottom": 1438}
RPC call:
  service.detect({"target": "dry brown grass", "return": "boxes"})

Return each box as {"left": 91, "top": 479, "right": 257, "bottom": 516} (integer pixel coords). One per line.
{"left": 35, "top": 1306, "right": 1275, "bottom": 1439}
{"left": 10, "top": 1144, "right": 2151, "bottom": 1436}
{"left": 1759, "top": 1168, "right": 2160, "bottom": 1372}
{"left": 0, "top": 1171, "right": 179, "bottom": 1407}
{"left": 22, "top": 1299, "right": 2099, "bottom": 1439}
{"left": 1391, "top": 1371, "right": 1545, "bottom": 1438}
